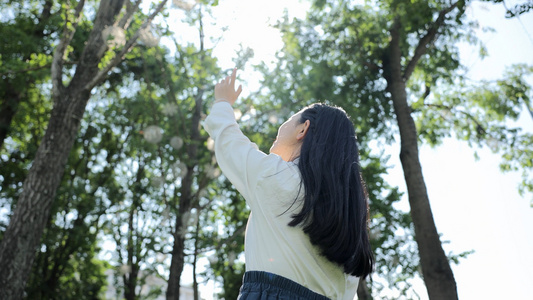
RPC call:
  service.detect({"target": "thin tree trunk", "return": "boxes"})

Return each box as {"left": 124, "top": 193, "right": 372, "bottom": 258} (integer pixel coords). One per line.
{"left": 356, "top": 278, "right": 372, "bottom": 300}
{"left": 384, "top": 19, "right": 458, "bottom": 300}
{"left": 167, "top": 164, "right": 196, "bottom": 300}
{"left": 167, "top": 227, "right": 186, "bottom": 300}
{"left": 0, "top": 90, "right": 19, "bottom": 150}
{"left": 124, "top": 205, "right": 138, "bottom": 300}
{"left": 166, "top": 90, "right": 204, "bottom": 300}
{"left": 42, "top": 216, "right": 84, "bottom": 297}
{"left": 166, "top": 7, "right": 206, "bottom": 299}
{"left": 193, "top": 216, "right": 200, "bottom": 300}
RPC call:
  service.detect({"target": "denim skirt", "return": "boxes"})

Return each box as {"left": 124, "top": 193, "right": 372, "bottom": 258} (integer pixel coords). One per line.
{"left": 237, "top": 271, "right": 331, "bottom": 300}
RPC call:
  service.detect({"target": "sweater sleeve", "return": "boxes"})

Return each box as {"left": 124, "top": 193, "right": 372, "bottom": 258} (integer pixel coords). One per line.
{"left": 203, "top": 102, "right": 278, "bottom": 202}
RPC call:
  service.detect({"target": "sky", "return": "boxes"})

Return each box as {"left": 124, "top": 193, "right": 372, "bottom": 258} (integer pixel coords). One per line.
{"left": 169, "top": 0, "right": 533, "bottom": 299}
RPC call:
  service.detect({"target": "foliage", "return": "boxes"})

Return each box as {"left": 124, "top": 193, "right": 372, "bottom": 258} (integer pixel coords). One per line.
{"left": 0, "top": 0, "right": 221, "bottom": 298}
{"left": 0, "top": 0, "right": 59, "bottom": 199}
{"left": 4, "top": 0, "right": 528, "bottom": 299}
{"left": 481, "top": 0, "right": 533, "bottom": 18}
{"left": 252, "top": 0, "right": 531, "bottom": 297}
{"left": 253, "top": 54, "right": 419, "bottom": 296}
{"left": 200, "top": 183, "right": 248, "bottom": 300}
{"left": 416, "top": 64, "right": 533, "bottom": 202}
{"left": 0, "top": 0, "right": 251, "bottom": 297}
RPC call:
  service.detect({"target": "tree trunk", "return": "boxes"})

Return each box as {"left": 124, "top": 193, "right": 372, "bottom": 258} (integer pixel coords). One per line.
{"left": 0, "top": 87, "right": 92, "bottom": 299}
{"left": 0, "top": 1, "right": 126, "bottom": 298}
{"left": 356, "top": 278, "right": 372, "bottom": 300}
{"left": 166, "top": 92, "right": 203, "bottom": 299}
{"left": 167, "top": 219, "right": 186, "bottom": 300}
{"left": 167, "top": 10, "right": 206, "bottom": 298}
{"left": 0, "top": 90, "right": 20, "bottom": 150}
{"left": 193, "top": 217, "right": 200, "bottom": 300}
{"left": 124, "top": 205, "right": 136, "bottom": 300}
{"left": 384, "top": 20, "right": 458, "bottom": 300}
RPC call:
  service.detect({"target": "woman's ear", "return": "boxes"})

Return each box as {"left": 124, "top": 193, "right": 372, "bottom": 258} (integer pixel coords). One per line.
{"left": 296, "top": 120, "right": 310, "bottom": 140}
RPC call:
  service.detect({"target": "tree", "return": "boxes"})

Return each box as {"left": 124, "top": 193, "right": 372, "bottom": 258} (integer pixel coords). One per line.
{"left": 0, "top": 0, "right": 59, "bottom": 151}
{"left": 200, "top": 182, "right": 248, "bottom": 300}
{"left": 24, "top": 109, "right": 118, "bottom": 298}
{"left": 382, "top": 3, "right": 462, "bottom": 298}
{"left": 0, "top": 1, "right": 263, "bottom": 299}
{"left": 88, "top": 5, "right": 230, "bottom": 298}
{"left": 258, "top": 0, "right": 530, "bottom": 298}
{"left": 0, "top": 1, "right": 169, "bottom": 298}
{"left": 482, "top": 0, "right": 533, "bottom": 18}
{"left": 416, "top": 64, "right": 533, "bottom": 203}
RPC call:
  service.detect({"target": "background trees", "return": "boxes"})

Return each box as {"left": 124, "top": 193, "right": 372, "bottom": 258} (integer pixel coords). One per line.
{"left": 0, "top": 0, "right": 531, "bottom": 299}
{"left": 0, "top": 0, "right": 170, "bottom": 298}
{"left": 254, "top": 0, "right": 532, "bottom": 299}
{"left": 0, "top": 1, "right": 253, "bottom": 299}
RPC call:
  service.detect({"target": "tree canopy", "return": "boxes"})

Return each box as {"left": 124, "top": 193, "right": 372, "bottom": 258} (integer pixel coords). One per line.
{"left": 0, "top": 0, "right": 531, "bottom": 299}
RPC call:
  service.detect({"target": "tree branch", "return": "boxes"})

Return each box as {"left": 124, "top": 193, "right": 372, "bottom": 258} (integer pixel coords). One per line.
{"left": 51, "top": 0, "right": 86, "bottom": 101}
{"left": 117, "top": 0, "right": 143, "bottom": 29}
{"left": 522, "top": 97, "right": 533, "bottom": 121}
{"left": 403, "top": 1, "right": 461, "bottom": 81}
{"left": 215, "top": 224, "right": 246, "bottom": 252}
{"left": 420, "top": 83, "right": 431, "bottom": 103}
{"left": 363, "top": 61, "right": 381, "bottom": 71}
{"left": 1, "top": 61, "right": 77, "bottom": 77}
{"left": 424, "top": 103, "right": 487, "bottom": 136}
{"left": 2, "top": 65, "right": 49, "bottom": 77}
{"left": 349, "top": 18, "right": 382, "bottom": 72}
{"left": 36, "top": 0, "right": 54, "bottom": 28}
{"left": 85, "top": 0, "right": 169, "bottom": 91}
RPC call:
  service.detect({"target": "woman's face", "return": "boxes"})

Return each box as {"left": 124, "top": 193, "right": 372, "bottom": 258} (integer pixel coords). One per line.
{"left": 269, "top": 112, "right": 309, "bottom": 161}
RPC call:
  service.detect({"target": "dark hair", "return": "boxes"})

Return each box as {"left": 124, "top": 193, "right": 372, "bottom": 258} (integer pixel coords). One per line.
{"left": 289, "top": 103, "right": 374, "bottom": 278}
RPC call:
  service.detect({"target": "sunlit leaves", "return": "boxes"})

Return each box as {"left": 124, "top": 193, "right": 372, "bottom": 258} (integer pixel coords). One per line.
{"left": 415, "top": 64, "right": 533, "bottom": 204}
{"left": 257, "top": 0, "right": 505, "bottom": 297}
{"left": 0, "top": 0, "right": 232, "bottom": 298}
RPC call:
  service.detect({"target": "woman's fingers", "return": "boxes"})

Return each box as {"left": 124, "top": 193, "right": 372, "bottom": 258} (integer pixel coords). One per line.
{"left": 219, "top": 69, "right": 238, "bottom": 87}
{"left": 230, "top": 68, "right": 237, "bottom": 88}
{"left": 214, "top": 69, "right": 241, "bottom": 105}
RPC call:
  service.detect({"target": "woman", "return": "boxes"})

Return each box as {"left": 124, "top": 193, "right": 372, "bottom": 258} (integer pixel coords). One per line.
{"left": 204, "top": 69, "right": 374, "bottom": 300}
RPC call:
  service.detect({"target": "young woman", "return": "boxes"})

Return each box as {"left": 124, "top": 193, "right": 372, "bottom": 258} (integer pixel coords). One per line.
{"left": 204, "top": 69, "right": 374, "bottom": 300}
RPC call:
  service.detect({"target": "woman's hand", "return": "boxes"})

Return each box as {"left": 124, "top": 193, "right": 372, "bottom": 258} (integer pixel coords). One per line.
{"left": 214, "top": 68, "right": 242, "bottom": 106}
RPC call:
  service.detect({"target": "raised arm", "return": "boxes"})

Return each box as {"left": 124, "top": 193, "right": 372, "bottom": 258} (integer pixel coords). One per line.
{"left": 204, "top": 69, "right": 270, "bottom": 201}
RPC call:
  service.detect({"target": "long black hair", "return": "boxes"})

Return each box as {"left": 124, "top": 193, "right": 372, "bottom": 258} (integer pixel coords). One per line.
{"left": 289, "top": 103, "right": 374, "bottom": 278}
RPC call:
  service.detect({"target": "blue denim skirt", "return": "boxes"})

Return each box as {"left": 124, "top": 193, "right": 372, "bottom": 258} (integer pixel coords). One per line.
{"left": 237, "top": 271, "right": 331, "bottom": 300}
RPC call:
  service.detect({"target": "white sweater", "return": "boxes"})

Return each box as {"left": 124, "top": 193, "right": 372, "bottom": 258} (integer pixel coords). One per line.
{"left": 204, "top": 102, "right": 358, "bottom": 300}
